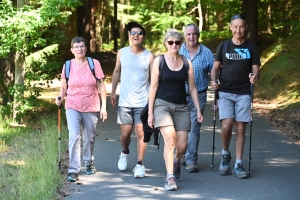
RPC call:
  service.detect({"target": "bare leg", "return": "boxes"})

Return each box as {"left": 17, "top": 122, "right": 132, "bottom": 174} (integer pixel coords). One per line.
{"left": 235, "top": 121, "right": 246, "bottom": 160}
{"left": 135, "top": 123, "right": 147, "bottom": 161}
{"left": 160, "top": 126, "right": 176, "bottom": 174}
{"left": 174, "top": 130, "right": 188, "bottom": 161}
{"left": 221, "top": 118, "right": 234, "bottom": 151}
{"left": 120, "top": 124, "right": 133, "bottom": 152}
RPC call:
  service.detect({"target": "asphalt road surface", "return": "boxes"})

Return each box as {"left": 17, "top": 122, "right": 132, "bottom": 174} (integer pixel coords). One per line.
{"left": 64, "top": 87, "right": 300, "bottom": 200}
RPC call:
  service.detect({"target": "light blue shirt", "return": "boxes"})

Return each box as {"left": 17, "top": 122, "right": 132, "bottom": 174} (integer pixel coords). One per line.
{"left": 179, "top": 42, "right": 214, "bottom": 93}
{"left": 119, "top": 46, "right": 151, "bottom": 107}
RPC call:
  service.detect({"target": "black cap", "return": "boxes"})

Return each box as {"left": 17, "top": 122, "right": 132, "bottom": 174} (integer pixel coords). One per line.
{"left": 127, "top": 21, "right": 146, "bottom": 35}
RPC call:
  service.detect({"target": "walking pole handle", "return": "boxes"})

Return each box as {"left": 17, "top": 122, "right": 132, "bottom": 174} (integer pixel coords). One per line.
{"left": 58, "top": 96, "right": 61, "bottom": 131}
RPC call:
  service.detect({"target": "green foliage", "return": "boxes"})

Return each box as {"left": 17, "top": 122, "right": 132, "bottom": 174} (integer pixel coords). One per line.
{"left": 0, "top": 0, "right": 81, "bottom": 57}
{"left": 0, "top": 103, "right": 13, "bottom": 121}
{"left": 0, "top": 0, "right": 81, "bottom": 120}
{"left": 8, "top": 84, "right": 41, "bottom": 122}
{"left": 201, "top": 30, "right": 231, "bottom": 40}
{"left": 25, "top": 44, "right": 61, "bottom": 81}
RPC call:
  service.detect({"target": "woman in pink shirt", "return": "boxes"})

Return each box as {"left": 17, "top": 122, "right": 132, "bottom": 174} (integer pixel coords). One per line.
{"left": 55, "top": 36, "right": 107, "bottom": 182}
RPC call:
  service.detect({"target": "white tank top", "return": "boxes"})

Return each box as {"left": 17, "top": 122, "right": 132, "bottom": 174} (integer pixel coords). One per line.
{"left": 119, "top": 46, "right": 151, "bottom": 107}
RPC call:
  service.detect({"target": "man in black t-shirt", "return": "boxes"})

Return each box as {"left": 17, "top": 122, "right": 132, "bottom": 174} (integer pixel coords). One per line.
{"left": 211, "top": 14, "right": 260, "bottom": 179}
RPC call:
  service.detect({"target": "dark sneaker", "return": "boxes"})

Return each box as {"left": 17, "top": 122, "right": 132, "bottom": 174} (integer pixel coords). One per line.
{"left": 164, "top": 177, "right": 177, "bottom": 191}
{"left": 86, "top": 164, "right": 96, "bottom": 175}
{"left": 186, "top": 163, "right": 199, "bottom": 173}
{"left": 219, "top": 152, "right": 231, "bottom": 175}
{"left": 180, "top": 155, "right": 186, "bottom": 166}
{"left": 66, "top": 173, "right": 79, "bottom": 182}
{"left": 232, "top": 163, "right": 249, "bottom": 179}
{"left": 173, "top": 161, "right": 181, "bottom": 179}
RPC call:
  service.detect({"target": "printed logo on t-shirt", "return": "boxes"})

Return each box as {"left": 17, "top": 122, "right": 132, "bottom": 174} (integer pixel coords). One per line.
{"left": 225, "top": 48, "right": 250, "bottom": 60}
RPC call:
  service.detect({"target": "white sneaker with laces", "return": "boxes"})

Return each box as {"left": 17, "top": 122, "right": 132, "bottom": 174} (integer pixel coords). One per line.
{"left": 118, "top": 151, "right": 128, "bottom": 171}
{"left": 133, "top": 164, "right": 145, "bottom": 178}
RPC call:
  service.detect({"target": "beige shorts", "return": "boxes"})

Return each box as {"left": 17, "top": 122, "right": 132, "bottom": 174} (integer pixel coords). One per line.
{"left": 154, "top": 98, "right": 191, "bottom": 131}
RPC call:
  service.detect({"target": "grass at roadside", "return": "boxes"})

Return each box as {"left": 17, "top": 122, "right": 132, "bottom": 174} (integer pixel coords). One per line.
{"left": 0, "top": 101, "right": 68, "bottom": 199}
{"left": 255, "top": 31, "right": 300, "bottom": 141}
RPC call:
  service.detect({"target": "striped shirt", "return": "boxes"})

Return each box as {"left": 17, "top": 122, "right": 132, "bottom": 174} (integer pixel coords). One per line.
{"left": 179, "top": 43, "right": 214, "bottom": 93}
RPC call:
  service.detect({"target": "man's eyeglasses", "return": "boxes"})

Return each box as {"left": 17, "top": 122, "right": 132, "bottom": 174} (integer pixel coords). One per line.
{"left": 130, "top": 31, "right": 143, "bottom": 36}
{"left": 167, "top": 40, "right": 181, "bottom": 46}
{"left": 231, "top": 14, "right": 245, "bottom": 21}
{"left": 73, "top": 46, "right": 86, "bottom": 49}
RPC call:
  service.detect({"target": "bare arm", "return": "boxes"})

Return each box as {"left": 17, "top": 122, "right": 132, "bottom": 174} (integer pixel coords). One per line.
{"left": 249, "top": 65, "right": 260, "bottom": 84}
{"left": 111, "top": 49, "right": 122, "bottom": 106}
{"left": 98, "top": 79, "right": 107, "bottom": 122}
{"left": 55, "top": 65, "right": 67, "bottom": 106}
{"left": 147, "top": 56, "right": 160, "bottom": 128}
{"left": 187, "top": 60, "right": 203, "bottom": 123}
{"left": 210, "top": 60, "right": 222, "bottom": 90}
{"left": 148, "top": 53, "right": 155, "bottom": 79}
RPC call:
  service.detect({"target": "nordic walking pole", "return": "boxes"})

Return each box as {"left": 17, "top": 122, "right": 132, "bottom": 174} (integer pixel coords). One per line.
{"left": 210, "top": 80, "right": 218, "bottom": 169}
{"left": 249, "top": 82, "right": 254, "bottom": 177}
{"left": 57, "top": 96, "right": 61, "bottom": 170}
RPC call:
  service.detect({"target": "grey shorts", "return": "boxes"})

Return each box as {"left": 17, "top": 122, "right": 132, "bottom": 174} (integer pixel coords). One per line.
{"left": 117, "top": 106, "right": 143, "bottom": 124}
{"left": 218, "top": 91, "right": 251, "bottom": 122}
{"left": 154, "top": 98, "right": 191, "bottom": 131}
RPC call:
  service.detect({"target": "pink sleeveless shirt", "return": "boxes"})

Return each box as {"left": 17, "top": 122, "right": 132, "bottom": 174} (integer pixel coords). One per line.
{"left": 61, "top": 59, "right": 105, "bottom": 112}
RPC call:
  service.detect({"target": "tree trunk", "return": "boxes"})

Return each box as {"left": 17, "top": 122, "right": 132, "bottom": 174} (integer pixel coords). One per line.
{"left": 242, "top": 0, "right": 258, "bottom": 43}
{"left": 267, "top": 3, "right": 272, "bottom": 34}
{"left": 78, "top": 0, "right": 92, "bottom": 53}
{"left": 113, "top": 0, "right": 118, "bottom": 52}
{"left": 0, "top": 53, "right": 14, "bottom": 106}
{"left": 95, "top": 0, "right": 109, "bottom": 51}
{"left": 13, "top": 0, "right": 25, "bottom": 121}
{"left": 90, "top": 0, "right": 97, "bottom": 52}
{"left": 216, "top": 0, "right": 224, "bottom": 31}
{"left": 197, "top": 0, "right": 203, "bottom": 32}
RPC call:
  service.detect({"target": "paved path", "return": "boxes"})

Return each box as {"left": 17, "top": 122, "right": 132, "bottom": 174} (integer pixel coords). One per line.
{"left": 64, "top": 88, "right": 300, "bottom": 200}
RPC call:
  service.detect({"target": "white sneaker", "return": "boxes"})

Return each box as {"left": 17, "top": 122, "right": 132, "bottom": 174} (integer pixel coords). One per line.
{"left": 133, "top": 164, "right": 145, "bottom": 178}
{"left": 118, "top": 151, "right": 128, "bottom": 171}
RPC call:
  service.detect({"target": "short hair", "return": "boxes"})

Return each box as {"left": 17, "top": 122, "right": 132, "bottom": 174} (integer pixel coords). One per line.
{"left": 127, "top": 21, "right": 146, "bottom": 35}
{"left": 71, "top": 36, "right": 86, "bottom": 48}
{"left": 163, "top": 29, "right": 184, "bottom": 43}
{"left": 230, "top": 14, "right": 247, "bottom": 24}
{"left": 183, "top": 23, "right": 200, "bottom": 36}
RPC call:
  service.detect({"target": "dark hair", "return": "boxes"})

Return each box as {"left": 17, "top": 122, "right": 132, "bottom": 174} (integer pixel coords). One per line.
{"left": 127, "top": 21, "right": 146, "bottom": 35}
{"left": 71, "top": 36, "right": 86, "bottom": 48}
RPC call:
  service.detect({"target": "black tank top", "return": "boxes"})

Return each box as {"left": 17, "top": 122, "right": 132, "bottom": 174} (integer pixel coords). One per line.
{"left": 156, "top": 57, "right": 188, "bottom": 104}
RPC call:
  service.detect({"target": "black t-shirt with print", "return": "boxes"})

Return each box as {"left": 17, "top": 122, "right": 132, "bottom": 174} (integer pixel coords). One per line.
{"left": 215, "top": 39, "right": 260, "bottom": 95}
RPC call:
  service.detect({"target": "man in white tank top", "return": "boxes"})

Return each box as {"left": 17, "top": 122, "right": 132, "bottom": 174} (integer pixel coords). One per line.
{"left": 111, "top": 22, "right": 155, "bottom": 178}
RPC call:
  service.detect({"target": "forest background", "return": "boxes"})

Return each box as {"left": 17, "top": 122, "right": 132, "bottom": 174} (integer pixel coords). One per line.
{"left": 1, "top": 0, "right": 299, "bottom": 138}
{"left": 0, "top": 0, "right": 299, "bottom": 199}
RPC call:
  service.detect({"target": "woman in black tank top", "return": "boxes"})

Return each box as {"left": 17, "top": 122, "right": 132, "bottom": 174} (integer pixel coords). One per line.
{"left": 147, "top": 29, "right": 203, "bottom": 191}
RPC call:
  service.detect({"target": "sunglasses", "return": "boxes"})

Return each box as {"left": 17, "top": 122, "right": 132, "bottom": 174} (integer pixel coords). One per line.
{"left": 167, "top": 40, "right": 181, "bottom": 46}
{"left": 231, "top": 14, "right": 245, "bottom": 21}
{"left": 130, "top": 31, "right": 143, "bottom": 36}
